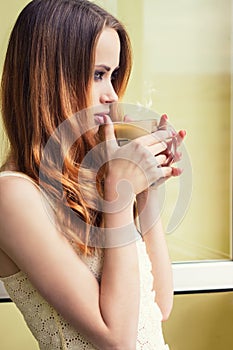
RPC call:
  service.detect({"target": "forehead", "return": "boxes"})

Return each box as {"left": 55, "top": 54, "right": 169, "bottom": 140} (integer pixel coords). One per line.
{"left": 95, "top": 28, "right": 120, "bottom": 67}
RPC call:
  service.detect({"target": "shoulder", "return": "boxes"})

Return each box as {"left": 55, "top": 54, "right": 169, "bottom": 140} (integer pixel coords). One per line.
{"left": 0, "top": 172, "right": 42, "bottom": 209}
{"left": 0, "top": 172, "right": 53, "bottom": 232}
{"left": 0, "top": 172, "right": 59, "bottom": 253}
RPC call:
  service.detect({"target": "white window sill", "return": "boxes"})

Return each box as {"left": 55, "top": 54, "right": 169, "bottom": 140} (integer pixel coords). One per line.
{"left": 172, "top": 260, "right": 233, "bottom": 292}
{"left": 1, "top": 261, "right": 233, "bottom": 299}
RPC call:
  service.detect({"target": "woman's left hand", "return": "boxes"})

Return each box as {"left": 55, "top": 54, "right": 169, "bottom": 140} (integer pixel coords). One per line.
{"left": 156, "top": 113, "right": 186, "bottom": 177}
{"left": 135, "top": 114, "right": 186, "bottom": 218}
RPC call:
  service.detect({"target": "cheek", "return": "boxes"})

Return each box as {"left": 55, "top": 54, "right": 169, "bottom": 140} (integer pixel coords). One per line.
{"left": 90, "top": 83, "right": 100, "bottom": 106}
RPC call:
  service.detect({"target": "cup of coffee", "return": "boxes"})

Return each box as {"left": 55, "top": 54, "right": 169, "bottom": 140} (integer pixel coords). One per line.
{"left": 113, "top": 119, "right": 176, "bottom": 167}
{"left": 97, "top": 103, "right": 177, "bottom": 166}
{"left": 113, "top": 119, "right": 158, "bottom": 146}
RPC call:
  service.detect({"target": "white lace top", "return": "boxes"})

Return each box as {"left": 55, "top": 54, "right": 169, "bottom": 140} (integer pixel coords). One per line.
{"left": 0, "top": 171, "right": 169, "bottom": 350}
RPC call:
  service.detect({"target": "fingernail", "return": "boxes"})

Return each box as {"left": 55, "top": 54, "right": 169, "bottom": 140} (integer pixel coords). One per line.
{"left": 172, "top": 168, "right": 183, "bottom": 176}
{"left": 103, "top": 114, "right": 110, "bottom": 124}
{"left": 95, "top": 115, "right": 105, "bottom": 125}
{"left": 179, "top": 130, "right": 186, "bottom": 137}
{"left": 161, "top": 114, "right": 168, "bottom": 120}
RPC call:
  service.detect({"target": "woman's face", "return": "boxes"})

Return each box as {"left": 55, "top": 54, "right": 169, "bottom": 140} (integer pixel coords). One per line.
{"left": 91, "top": 28, "right": 120, "bottom": 117}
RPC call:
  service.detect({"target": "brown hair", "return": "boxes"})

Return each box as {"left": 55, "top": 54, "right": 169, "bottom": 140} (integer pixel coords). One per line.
{"left": 1, "top": 0, "right": 132, "bottom": 253}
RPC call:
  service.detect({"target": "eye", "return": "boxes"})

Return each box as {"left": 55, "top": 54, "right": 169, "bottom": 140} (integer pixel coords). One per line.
{"left": 111, "top": 69, "right": 119, "bottom": 81}
{"left": 94, "top": 70, "right": 104, "bottom": 81}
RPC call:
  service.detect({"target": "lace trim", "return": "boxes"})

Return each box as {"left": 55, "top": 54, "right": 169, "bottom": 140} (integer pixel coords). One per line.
{"left": 0, "top": 269, "right": 23, "bottom": 281}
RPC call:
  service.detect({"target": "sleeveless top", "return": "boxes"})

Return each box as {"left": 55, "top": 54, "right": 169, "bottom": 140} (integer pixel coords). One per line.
{"left": 0, "top": 171, "right": 169, "bottom": 350}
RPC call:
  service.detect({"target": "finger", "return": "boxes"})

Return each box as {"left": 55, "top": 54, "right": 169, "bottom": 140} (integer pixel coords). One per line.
{"left": 162, "top": 153, "right": 175, "bottom": 166}
{"left": 173, "top": 151, "right": 182, "bottom": 163}
{"left": 158, "top": 114, "right": 168, "bottom": 130}
{"left": 150, "top": 165, "right": 183, "bottom": 188}
{"left": 169, "top": 130, "right": 186, "bottom": 158}
{"left": 171, "top": 167, "right": 183, "bottom": 176}
{"left": 176, "top": 130, "right": 186, "bottom": 147}
{"left": 103, "top": 115, "right": 118, "bottom": 146}
{"left": 135, "top": 129, "right": 173, "bottom": 147}
{"left": 165, "top": 138, "right": 173, "bottom": 153}
{"left": 154, "top": 154, "right": 167, "bottom": 166}
{"left": 147, "top": 140, "right": 167, "bottom": 156}
{"left": 151, "top": 129, "right": 174, "bottom": 143}
{"left": 155, "top": 166, "right": 173, "bottom": 181}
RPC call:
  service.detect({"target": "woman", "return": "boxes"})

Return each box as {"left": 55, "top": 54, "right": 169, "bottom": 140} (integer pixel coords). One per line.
{"left": 0, "top": 0, "right": 185, "bottom": 349}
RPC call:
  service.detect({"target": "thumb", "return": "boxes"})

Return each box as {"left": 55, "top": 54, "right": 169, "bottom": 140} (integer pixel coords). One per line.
{"left": 103, "top": 115, "right": 118, "bottom": 149}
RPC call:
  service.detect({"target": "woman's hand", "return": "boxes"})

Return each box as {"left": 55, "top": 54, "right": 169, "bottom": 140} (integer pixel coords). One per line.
{"left": 136, "top": 114, "right": 186, "bottom": 232}
{"left": 157, "top": 114, "right": 186, "bottom": 176}
{"left": 103, "top": 115, "right": 174, "bottom": 202}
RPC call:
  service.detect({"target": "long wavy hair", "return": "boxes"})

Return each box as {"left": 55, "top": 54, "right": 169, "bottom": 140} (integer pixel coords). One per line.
{"left": 1, "top": 0, "right": 132, "bottom": 254}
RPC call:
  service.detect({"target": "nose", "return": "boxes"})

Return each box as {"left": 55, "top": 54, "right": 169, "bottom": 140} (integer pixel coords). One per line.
{"left": 100, "top": 82, "right": 118, "bottom": 104}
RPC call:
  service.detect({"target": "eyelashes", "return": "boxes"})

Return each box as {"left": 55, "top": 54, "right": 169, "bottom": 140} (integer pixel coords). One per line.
{"left": 111, "top": 69, "right": 119, "bottom": 81}
{"left": 94, "top": 69, "right": 119, "bottom": 82}
{"left": 94, "top": 70, "right": 104, "bottom": 81}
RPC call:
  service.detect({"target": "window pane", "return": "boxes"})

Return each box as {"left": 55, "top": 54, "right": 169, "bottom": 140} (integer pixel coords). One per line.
{"left": 115, "top": 0, "right": 232, "bottom": 261}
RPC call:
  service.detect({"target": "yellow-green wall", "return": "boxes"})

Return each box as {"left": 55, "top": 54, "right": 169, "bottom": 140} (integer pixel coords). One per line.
{"left": 163, "top": 292, "right": 233, "bottom": 350}
{"left": 0, "top": 0, "right": 30, "bottom": 164}
{"left": 0, "top": 302, "right": 38, "bottom": 349}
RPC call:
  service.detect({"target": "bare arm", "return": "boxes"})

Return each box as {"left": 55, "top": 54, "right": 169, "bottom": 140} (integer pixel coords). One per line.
{"left": 136, "top": 188, "right": 174, "bottom": 321}
{"left": 0, "top": 176, "right": 139, "bottom": 350}
{"left": 100, "top": 188, "right": 140, "bottom": 348}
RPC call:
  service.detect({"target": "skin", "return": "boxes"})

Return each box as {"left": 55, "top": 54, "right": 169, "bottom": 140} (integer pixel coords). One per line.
{"left": 0, "top": 28, "right": 184, "bottom": 349}
{"left": 91, "top": 27, "right": 119, "bottom": 107}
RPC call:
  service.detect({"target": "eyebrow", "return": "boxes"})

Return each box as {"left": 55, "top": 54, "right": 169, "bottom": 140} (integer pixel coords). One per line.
{"left": 95, "top": 64, "right": 120, "bottom": 71}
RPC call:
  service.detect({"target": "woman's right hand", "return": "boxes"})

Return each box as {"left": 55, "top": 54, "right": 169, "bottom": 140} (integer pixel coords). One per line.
{"left": 103, "top": 115, "right": 173, "bottom": 199}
